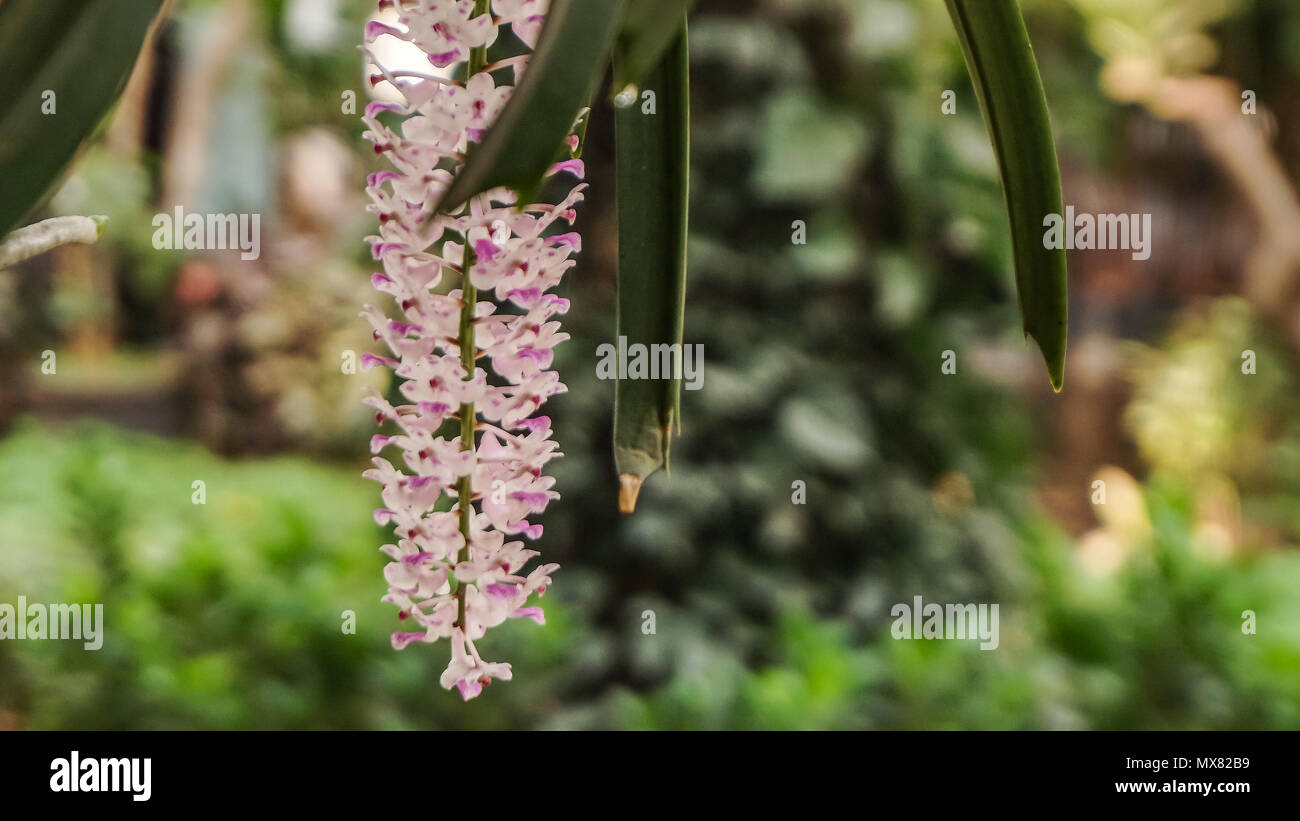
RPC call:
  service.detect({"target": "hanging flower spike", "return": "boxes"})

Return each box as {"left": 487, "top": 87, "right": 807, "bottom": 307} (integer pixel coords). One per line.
{"left": 362, "top": 0, "right": 579, "bottom": 700}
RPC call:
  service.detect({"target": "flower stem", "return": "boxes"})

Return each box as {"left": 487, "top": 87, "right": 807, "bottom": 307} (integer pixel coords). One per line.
{"left": 455, "top": 0, "right": 492, "bottom": 632}
{"left": 0, "top": 215, "right": 106, "bottom": 269}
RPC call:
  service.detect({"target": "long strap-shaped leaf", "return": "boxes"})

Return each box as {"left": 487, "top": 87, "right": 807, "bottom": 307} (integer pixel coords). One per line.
{"left": 0, "top": 0, "right": 165, "bottom": 237}
{"left": 945, "top": 0, "right": 1068, "bottom": 391}
{"left": 612, "top": 0, "right": 695, "bottom": 94}
{"left": 435, "top": 0, "right": 626, "bottom": 213}
{"left": 613, "top": 20, "right": 689, "bottom": 513}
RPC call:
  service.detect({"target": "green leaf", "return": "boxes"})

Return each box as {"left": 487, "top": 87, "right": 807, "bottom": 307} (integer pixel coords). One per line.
{"left": 944, "top": 0, "right": 1068, "bottom": 391}
{"left": 0, "top": 0, "right": 166, "bottom": 237}
{"left": 611, "top": 0, "right": 695, "bottom": 95}
{"left": 435, "top": 0, "right": 626, "bottom": 213}
{"left": 612, "top": 20, "right": 689, "bottom": 513}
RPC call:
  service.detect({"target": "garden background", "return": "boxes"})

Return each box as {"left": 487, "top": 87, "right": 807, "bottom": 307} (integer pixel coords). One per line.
{"left": 2, "top": 0, "right": 1299, "bottom": 729}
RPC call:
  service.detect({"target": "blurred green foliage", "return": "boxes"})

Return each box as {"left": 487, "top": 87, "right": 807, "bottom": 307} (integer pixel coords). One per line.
{"left": 0, "top": 420, "right": 590, "bottom": 729}
{"left": 0, "top": 415, "right": 1296, "bottom": 729}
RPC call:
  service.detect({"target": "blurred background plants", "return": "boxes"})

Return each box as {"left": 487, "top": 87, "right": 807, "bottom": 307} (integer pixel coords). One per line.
{"left": 2, "top": 0, "right": 1299, "bottom": 729}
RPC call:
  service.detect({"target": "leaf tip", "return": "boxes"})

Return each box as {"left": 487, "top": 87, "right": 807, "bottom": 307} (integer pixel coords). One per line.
{"left": 1027, "top": 328, "right": 1066, "bottom": 392}
{"left": 618, "top": 472, "right": 643, "bottom": 514}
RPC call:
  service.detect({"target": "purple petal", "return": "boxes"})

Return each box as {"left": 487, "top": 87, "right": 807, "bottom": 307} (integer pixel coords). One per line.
{"left": 391, "top": 631, "right": 425, "bottom": 650}
{"left": 513, "top": 607, "right": 546, "bottom": 626}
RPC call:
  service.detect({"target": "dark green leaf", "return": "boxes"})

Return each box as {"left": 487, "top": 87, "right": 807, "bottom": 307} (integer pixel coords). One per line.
{"left": 435, "top": 0, "right": 626, "bottom": 213}
{"left": 611, "top": 0, "right": 695, "bottom": 95}
{"left": 945, "top": 0, "right": 1068, "bottom": 391}
{"left": 0, "top": 0, "right": 165, "bottom": 237}
{"left": 613, "top": 20, "right": 689, "bottom": 512}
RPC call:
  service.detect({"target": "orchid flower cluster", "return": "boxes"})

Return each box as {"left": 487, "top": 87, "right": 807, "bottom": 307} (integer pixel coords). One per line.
{"left": 360, "top": 0, "right": 583, "bottom": 700}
